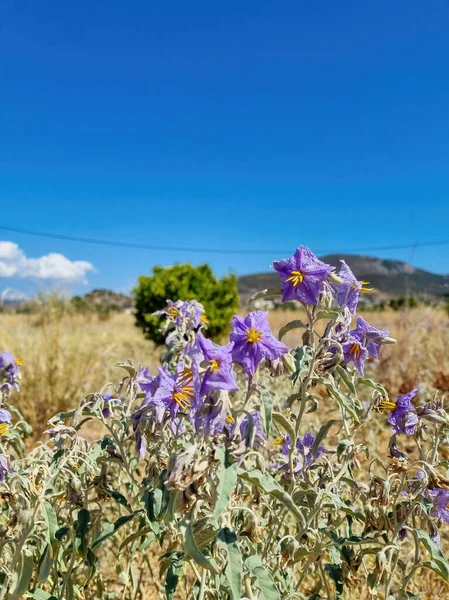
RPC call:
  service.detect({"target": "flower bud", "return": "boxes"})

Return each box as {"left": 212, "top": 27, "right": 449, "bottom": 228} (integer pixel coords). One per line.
{"left": 379, "top": 336, "right": 397, "bottom": 345}
{"left": 328, "top": 271, "right": 343, "bottom": 285}
{"left": 282, "top": 353, "right": 296, "bottom": 375}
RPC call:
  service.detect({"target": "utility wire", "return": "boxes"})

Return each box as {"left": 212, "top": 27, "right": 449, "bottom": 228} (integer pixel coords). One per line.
{"left": 1, "top": 224, "right": 449, "bottom": 256}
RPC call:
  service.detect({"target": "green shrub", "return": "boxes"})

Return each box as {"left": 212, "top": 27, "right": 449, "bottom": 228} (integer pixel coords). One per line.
{"left": 133, "top": 263, "right": 239, "bottom": 344}
{"left": 389, "top": 295, "right": 419, "bottom": 310}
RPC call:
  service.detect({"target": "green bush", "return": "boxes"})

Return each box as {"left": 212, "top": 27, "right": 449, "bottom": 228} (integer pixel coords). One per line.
{"left": 389, "top": 295, "right": 419, "bottom": 311}
{"left": 133, "top": 263, "right": 239, "bottom": 344}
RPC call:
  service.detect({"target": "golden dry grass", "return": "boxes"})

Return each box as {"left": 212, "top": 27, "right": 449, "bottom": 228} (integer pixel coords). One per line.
{"left": 2, "top": 304, "right": 449, "bottom": 439}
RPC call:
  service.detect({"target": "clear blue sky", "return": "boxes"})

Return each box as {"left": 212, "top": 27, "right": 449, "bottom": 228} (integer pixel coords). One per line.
{"left": 1, "top": 0, "right": 449, "bottom": 295}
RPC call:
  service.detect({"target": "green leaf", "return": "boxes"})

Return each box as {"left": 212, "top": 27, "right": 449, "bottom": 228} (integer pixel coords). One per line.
{"left": 415, "top": 528, "right": 449, "bottom": 581}
{"left": 325, "top": 563, "right": 343, "bottom": 599}
{"left": 238, "top": 469, "right": 306, "bottom": 527}
{"left": 335, "top": 365, "right": 356, "bottom": 395}
{"left": 218, "top": 528, "right": 242, "bottom": 600}
{"left": 55, "top": 527, "right": 70, "bottom": 542}
{"left": 42, "top": 501, "right": 59, "bottom": 554}
{"left": 278, "top": 319, "right": 307, "bottom": 340}
{"left": 75, "top": 508, "right": 91, "bottom": 558}
{"left": 37, "top": 543, "right": 54, "bottom": 583}
{"left": 246, "top": 556, "right": 280, "bottom": 600}
{"left": 318, "top": 377, "right": 361, "bottom": 423}
{"left": 92, "top": 510, "right": 142, "bottom": 551}
{"left": 260, "top": 389, "right": 273, "bottom": 437}
{"left": 249, "top": 289, "right": 282, "bottom": 304}
{"left": 316, "top": 310, "right": 341, "bottom": 321}
{"left": 106, "top": 486, "right": 131, "bottom": 509}
{"left": 180, "top": 515, "right": 219, "bottom": 574}
{"left": 357, "top": 377, "right": 388, "bottom": 397}
{"left": 272, "top": 412, "right": 296, "bottom": 444}
{"left": 312, "top": 420, "right": 340, "bottom": 458}
{"left": 119, "top": 526, "right": 155, "bottom": 553}
{"left": 292, "top": 346, "right": 313, "bottom": 384}
{"left": 114, "top": 360, "right": 136, "bottom": 376}
{"left": 145, "top": 470, "right": 170, "bottom": 522}
{"left": 32, "top": 590, "right": 58, "bottom": 600}
{"left": 163, "top": 552, "right": 184, "bottom": 600}
{"left": 213, "top": 449, "right": 238, "bottom": 519}
{"left": 12, "top": 547, "right": 34, "bottom": 596}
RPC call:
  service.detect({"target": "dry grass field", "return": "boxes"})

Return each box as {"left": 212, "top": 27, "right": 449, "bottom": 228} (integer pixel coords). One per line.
{"left": 1, "top": 304, "right": 449, "bottom": 441}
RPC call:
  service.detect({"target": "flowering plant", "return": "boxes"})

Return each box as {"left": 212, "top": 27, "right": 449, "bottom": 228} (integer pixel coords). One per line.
{"left": 1, "top": 247, "right": 449, "bottom": 599}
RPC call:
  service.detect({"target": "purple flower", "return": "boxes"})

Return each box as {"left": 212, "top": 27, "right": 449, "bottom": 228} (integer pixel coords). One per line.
{"left": 0, "top": 455, "right": 12, "bottom": 483}
{"left": 101, "top": 394, "right": 124, "bottom": 419}
{"left": 0, "top": 408, "right": 12, "bottom": 435}
{"left": 153, "top": 363, "right": 199, "bottom": 418}
{"left": 155, "top": 299, "right": 206, "bottom": 332}
{"left": 228, "top": 412, "right": 266, "bottom": 448}
{"left": 297, "top": 431, "right": 326, "bottom": 466}
{"left": 342, "top": 336, "right": 369, "bottom": 374}
{"left": 428, "top": 488, "right": 449, "bottom": 524}
{"left": 387, "top": 389, "right": 419, "bottom": 435}
{"left": 352, "top": 317, "right": 389, "bottom": 359}
{"left": 230, "top": 311, "right": 289, "bottom": 375}
{"left": 0, "top": 350, "right": 21, "bottom": 391}
{"left": 197, "top": 334, "right": 238, "bottom": 396}
{"left": 275, "top": 431, "right": 325, "bottom": 475}
{"left": 194, "top": 393, "right": 228, "bottom": 437}
{"left": 335, "top": 261, "right": 373, "bottom": 315}
{"left": 272, "top": 246, "right": 334, "bottom": 305}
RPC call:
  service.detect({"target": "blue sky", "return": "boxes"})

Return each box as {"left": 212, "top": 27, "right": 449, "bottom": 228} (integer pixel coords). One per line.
{"left": 1, "top": 0, "right": 449, "bottom": 295}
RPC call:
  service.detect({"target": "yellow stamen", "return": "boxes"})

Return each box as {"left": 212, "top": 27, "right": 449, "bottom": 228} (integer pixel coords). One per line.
{"left": 177, "top": 368, "right": 193, "bottom": 386}
{"left": 209, "top": 359, "right": 220, "bottom": 372}
{"left": 246, "top": 326, "right": 263, "bottom": 343}
{"left": 226, "top": 414, "right": 235, "bottom": 425}
{"left": 379, "top": 399, "right": 397, "bottom": 412}
{"left": 200, "top": 314, "right": 208, "bottom": 324}
{"left": 167, "top": 306, "right": 179, "bottom": 319}
{"left": 285, "top": 270, "right": 304, "bottom": 287}
{"left": 14, "top": 358, "right": 23, "bottom": 365}
{"left": 274, "top": 436, "right": 284, "bottom": 446}
{"left": 360, "top": 280, "right": 374, "bottom": 294}
{"left": 0, "top": 423, "right": 11, "bottom": 436}
{"left": 349, "top": 343, "right": 361, "bottom": 359}
{"left": 173, "top": 385, "right": 194, "bottom": 409}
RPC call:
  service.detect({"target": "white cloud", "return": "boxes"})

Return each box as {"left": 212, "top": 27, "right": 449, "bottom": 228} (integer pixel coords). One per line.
{"left": 0, "top": 241, "right": 96, "bottom": 284}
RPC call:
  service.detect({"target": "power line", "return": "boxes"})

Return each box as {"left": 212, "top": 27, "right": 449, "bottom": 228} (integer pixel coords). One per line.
{"left": 1, "top": 224, "right": 449, "bottom": 256}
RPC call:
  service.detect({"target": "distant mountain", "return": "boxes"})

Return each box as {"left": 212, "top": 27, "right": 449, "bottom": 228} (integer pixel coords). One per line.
{"left": 82, "top": 289, "right": 134, "bottom": 311}
{"left": 238, "top": 255, "right": 449, "bottom": 305}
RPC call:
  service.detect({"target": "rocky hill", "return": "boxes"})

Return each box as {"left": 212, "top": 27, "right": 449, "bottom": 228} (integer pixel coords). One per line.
{"left": 82, "top": 289, "right": 134, "bottom": 311}
{"left": 238, "top": 255, "right": 449, "bottom": 305}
